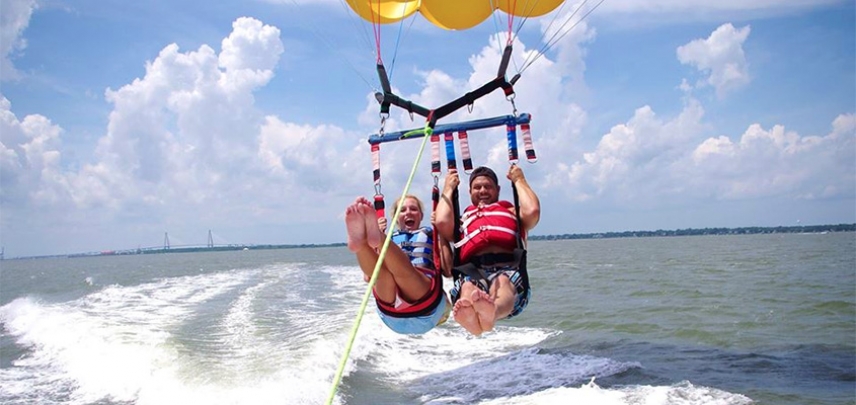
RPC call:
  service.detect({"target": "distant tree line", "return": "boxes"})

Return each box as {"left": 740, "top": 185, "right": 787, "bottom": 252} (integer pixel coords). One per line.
{"left": 529, "top": 223, "right": 856, "bottom": 241}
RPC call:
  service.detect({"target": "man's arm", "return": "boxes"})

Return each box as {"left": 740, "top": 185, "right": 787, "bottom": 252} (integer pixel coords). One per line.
{"left": 430, "top": 211, "right": 454, "bottom": 278}
{"left": 507, "top": 165, "right": 540, "bottom": 232}
{"left": 437, "top": 233, "right": 454, "bottom": 278}
{"left": 434, "top": 170, "right": 460, "bottom": 241}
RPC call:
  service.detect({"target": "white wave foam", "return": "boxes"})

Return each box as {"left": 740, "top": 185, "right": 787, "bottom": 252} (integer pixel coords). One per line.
{"left": 473, "top": 380, "right": 754, "bottom": 405}
{"left": 0, "top": 269, "right": 255, "bottom": 404}
{"left": 352, "top": 321, "right": 637, "bottom": 404}
{"left": 0, "top": 261, "right": 755, "bottom": 405}
{"left": 0, "top": 295, "right": 176, "bottom": 404}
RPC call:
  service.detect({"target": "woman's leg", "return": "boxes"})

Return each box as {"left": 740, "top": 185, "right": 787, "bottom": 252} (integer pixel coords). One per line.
{"left": 346, "top": 198, "right": 432, "bottom": 303}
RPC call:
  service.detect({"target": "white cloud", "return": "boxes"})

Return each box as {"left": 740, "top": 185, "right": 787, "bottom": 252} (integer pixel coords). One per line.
{"left": 677, "top": 23, "right": 751, "bottom": 98}
{"left": 257, "top": 116, "right": 365, "bottom": 188}
{"left": 219, "top": 17, "right": 284, "bottom": 74}
{"left": 1, "top": 16, "right": 379, "bottom": 255}
{"left": 0, "top": 0, "right": 36, "bottom": 81}
{"left": 689, "top": 113, "right": 856, "bottom": 200}
{"left": 546, "top": 95, "right": 855, "bottom": 206}
{"left": 546, "top": 98, "right": 706, "bottom": 202}
{"left": 87, "top": 17, "right": 287, "bottom": 211}
{"left": 0, "top": 96, "right": 65, "bottom": 206}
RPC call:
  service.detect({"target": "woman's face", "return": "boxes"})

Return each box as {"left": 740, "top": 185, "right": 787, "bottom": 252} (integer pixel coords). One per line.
{"left": 397, "top": 197, "right": 423, "bottom": 231}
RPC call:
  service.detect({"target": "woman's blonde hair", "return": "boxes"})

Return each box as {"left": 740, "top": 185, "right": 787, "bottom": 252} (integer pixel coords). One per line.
{"left": 393, "top": 194, "right": 424, "bottom": 214}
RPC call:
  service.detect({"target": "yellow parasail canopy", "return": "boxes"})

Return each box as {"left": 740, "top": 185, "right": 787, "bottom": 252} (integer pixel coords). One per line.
{"left": 345, "top": 0, "right": 566, "bottom": 30}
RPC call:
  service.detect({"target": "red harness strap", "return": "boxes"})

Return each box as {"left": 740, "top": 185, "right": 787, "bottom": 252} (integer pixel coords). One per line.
{"left": 374, "top": 267, "right": 443, "bottom": 318}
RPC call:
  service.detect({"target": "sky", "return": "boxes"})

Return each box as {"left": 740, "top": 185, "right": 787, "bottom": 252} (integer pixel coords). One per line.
{"left": 0, "top": 0, "right": 854, "bottom": 258}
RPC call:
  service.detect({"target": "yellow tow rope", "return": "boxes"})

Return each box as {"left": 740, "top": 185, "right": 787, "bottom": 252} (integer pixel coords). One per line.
{"left": 325, "top": 123, "right": 434, "bottom": 405}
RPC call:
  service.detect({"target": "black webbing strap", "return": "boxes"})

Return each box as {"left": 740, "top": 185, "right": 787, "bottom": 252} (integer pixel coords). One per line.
{"left": 374, "top": 45, "right": 517, "bottom": 129}
{"left": 450, "top": 187, "right": 464, "bottom": 281}
{"left": 430, "top": 77, "right": 514, "bottom": 128}
{"left": 431, "top": 184, "right": 441, "bottom": 276}
{"left": 452, "top": 188, "right": 461, "bottom": 257}
{"left": 510, "top": 180, "right": 531, "bottom": 293}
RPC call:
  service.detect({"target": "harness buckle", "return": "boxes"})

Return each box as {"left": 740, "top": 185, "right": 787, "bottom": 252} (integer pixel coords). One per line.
{"left": 378, "top": 112, "right": 389, "bottom": 137}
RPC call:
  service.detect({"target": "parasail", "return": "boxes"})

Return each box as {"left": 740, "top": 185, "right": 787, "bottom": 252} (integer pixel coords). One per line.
{"left": 327, "top": 2, "right": 603, "bottom": 404}
{"left": 345, "top": 0, "right": 566, "bottom": 30}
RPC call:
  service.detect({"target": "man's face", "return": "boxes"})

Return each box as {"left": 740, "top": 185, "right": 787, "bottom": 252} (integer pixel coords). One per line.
{"left": 469, "top": 176, "right": 499, "bottom": 207}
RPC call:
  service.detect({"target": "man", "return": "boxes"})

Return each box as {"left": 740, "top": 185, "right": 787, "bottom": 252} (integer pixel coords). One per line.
{"left": 435, "top": 165, "right": 540, "bottom": 336}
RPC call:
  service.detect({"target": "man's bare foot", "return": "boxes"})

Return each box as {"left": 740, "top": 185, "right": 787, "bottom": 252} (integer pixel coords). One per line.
{"left": 471, "top": 289, "right": 496, "bottom": 332}
{"left": 453, "top": 298, "right": 483, "bottom": 336}
{"left": 359, "top": 201, "right": 383, "bottom": 249}
{"left": 345, "top": 200, "right": 368, "bottom": 252}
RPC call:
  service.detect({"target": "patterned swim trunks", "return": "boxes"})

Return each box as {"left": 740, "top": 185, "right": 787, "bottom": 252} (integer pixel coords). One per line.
{"left": 449, "top": 263, "right": 530, "bottom": 319}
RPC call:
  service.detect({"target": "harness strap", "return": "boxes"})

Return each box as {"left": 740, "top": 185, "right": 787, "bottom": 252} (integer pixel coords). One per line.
{"left": 454, "top": 262, "right": 490, "bottom": 284}
{"left": 407, "top": 251, "right": 433, "bottom": 259}
{"left": 460, "top": 209, "right": 517, "bottom": 227}
{"left": 450, "top": 248, "right": 527, "bottom": 305}
{"left": 450, "top": 169, "right": 531, "bottom": 300}
{"left": 510, "top": 179, "right": 531, "bottom": 294}
{"left": 453, "top": 225, "right": 518, "bottom": 249}
{"left": 375, "top": 268, "right": 444, "bottom": 318}
{"left": 399, "top": 241, "right": 432, "bottom": 249}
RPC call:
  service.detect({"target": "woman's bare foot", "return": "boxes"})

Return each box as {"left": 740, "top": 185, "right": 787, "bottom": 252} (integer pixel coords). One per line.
{"left": 345, "top": 200, "right": 368, "bottom": 252}
{"left": 471, "top": 289, "right": 496, "bottom": 332}
{"left": 359, "top": 201, "right": 383, "bottom": 249}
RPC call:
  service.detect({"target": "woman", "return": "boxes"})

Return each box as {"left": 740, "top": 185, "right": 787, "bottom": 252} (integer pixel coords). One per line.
{"left": 345, "top": 195, "right": 452, "bottom": 334}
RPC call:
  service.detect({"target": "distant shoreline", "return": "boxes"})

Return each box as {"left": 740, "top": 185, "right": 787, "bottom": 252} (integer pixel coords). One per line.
{"left": 528, "top": 223, "right": 855, "bottom": 241}
{"left": 4, "top": 223, "right": 853, "bottom": 261}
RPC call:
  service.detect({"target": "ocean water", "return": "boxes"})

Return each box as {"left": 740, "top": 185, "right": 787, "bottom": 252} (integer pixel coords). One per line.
{"left": 0, "top": 233, "right": 853, "bottom": 405}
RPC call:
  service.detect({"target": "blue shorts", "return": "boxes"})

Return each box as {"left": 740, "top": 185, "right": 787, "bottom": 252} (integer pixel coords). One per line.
{"left": 377, "top": 295, "right": 450, "bottom": 334}
{"left": 450, "top": 264, "right": 530, "bottom": 319}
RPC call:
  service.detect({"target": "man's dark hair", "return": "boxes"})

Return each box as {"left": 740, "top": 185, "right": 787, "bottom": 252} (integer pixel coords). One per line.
{"left": 469, "top": 166, "right": 498, "bottom": 187}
